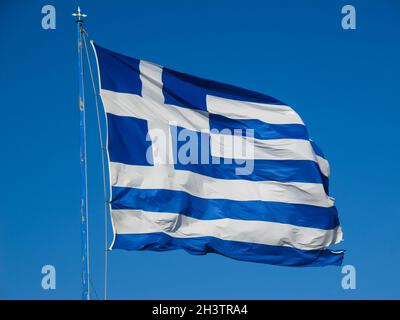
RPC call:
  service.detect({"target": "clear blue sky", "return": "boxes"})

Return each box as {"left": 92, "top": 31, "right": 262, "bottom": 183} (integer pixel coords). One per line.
{"left": 1, "top": 0, "right": 399, "bottom": 299}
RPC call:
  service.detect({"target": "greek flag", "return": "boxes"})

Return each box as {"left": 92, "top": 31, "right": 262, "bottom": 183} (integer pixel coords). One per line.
{"left": 93, "top": 43, "right": 344, "bottom": 267}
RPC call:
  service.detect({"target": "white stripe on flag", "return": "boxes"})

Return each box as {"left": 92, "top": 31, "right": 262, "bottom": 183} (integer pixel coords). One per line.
{"left": 210, "top": 133, "right": 317, "bottom": 161}
{"left": 111, "top": 209, "right": 343, "bottom": 250}
{"left": 110, "top": 162, "right": 334, "bottom": 207}
{"left": 206, "top": 95, "right": 304, "bottom": 125}
{"left": 316, "top": 155, "right": 330, "bottom": 177}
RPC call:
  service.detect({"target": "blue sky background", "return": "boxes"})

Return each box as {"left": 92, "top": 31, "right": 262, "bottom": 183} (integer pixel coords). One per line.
{"left": 1, "top": 0, "right": 399, "bottom": 299}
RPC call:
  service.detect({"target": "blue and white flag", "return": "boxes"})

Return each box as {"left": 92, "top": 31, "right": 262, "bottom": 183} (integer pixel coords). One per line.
{"left": 92, "top": 43, "right": 344, "bottom": 267}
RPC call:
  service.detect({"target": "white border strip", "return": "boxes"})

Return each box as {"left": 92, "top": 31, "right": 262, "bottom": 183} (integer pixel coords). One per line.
{"left": 90, "top": 41, "right": 117, "bottom": 250}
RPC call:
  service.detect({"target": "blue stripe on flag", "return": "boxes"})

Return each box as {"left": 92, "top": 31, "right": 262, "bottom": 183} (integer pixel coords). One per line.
{"left": 174, "top": 159, "right": 326, "bottom": 183}
{"left": 111, "top": 187, "right": 340, "bottom": 230}
{"left": 113, "top": 233, "right": 344, "bottom": 267}
{"left": 162, "top": 67, "right": 207, "bottom": 111}
{"left": 209, "top": 113, "right": 309, "bottom": 140}
{"left": 172, "top": 125, "right": 325, "bottom": 183}
{"left": 107, "top": 113, "right": 153, "bottom": 165}
{"left": 162, "top": 67, "right": 285, "bottom": 111}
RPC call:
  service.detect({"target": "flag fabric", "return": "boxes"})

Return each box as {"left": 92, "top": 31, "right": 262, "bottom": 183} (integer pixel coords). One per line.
{"left": 92, "top": 42, "right": 344, "bottom": 267}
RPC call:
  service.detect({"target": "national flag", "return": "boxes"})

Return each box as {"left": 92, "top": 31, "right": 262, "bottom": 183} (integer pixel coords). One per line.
{"left": 92, "top": 43, "right": 344, "bottom": 267}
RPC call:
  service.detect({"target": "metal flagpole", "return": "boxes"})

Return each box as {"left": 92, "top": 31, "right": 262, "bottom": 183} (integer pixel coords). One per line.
{"left": 73, "top": 6, "right": 90, "bottom": 301}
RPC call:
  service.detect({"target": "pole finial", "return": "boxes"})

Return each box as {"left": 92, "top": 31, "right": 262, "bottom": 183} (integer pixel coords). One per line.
{"left": 72, "top": 6, "right": 87, "bottom": 23}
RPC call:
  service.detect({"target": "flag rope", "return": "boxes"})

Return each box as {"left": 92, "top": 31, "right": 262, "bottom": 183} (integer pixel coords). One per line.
{"left": 83, "top": 31, "right": 110, "bottom": 300}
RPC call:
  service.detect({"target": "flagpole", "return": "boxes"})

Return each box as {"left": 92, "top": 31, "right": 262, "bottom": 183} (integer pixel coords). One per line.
{"left": 73, "top": 6, "right": 90, "bottom": 301}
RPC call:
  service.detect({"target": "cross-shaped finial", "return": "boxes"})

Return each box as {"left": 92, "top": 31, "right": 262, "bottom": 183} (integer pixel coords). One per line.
{"left": 72, "top": 6, "right": 87, "bottom": 22}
